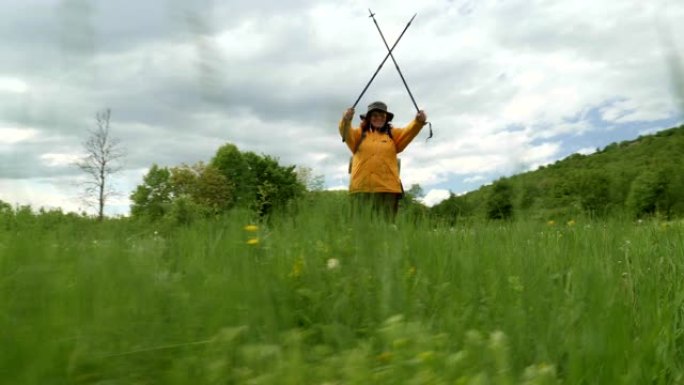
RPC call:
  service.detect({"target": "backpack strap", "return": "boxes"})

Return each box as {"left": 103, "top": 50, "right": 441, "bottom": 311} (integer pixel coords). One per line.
{"left": 354, "top": 126, "right": 394, "bottom": 153}
{"left": 353, "top": 130, "right": 368, "bottom": 154}
{"left": 349, "top": 130, "right": 366, "bottom": 174}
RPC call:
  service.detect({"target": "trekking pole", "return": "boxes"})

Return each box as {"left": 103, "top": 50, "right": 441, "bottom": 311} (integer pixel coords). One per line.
{"left": 351, "top": 13, "right": 417, "bottom": 110}
{"left": 368, "top": 9, "right": 433, "bottom": 140}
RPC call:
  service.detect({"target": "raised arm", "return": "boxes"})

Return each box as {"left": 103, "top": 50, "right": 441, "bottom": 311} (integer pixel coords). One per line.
{"left": 339, "top": 108, "right": 361, "bottom": 153}
{"left": 391, "top": 110, "right": 427, "bottom": 153}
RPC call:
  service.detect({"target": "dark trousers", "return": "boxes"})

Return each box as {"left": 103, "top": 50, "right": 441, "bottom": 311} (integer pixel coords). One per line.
{"left": 350, "top": 192, "right": 401, "bottom": 222}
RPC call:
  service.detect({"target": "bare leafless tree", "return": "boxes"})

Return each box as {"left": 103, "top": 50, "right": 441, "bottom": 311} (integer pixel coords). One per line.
{"left": 76, "top": 109, "right": 125, "bottom": 221}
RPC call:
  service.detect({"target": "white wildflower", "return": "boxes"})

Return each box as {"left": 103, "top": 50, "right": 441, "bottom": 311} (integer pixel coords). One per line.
{"left": 326, "top": 258, "right": 340, "bottom": 270}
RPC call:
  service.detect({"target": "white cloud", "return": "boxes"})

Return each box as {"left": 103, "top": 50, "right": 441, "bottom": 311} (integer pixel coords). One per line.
{"left": 420, "top": 189, "right": 450, "bottom": 207}
{"left": 0, "top": 167, "right": 147, "bottom": 216}
{"left": 0, "top": 76, "right": 28, "bottom": 93}
{"left": 40, "top": 153, "right": 83, "bottom": 167}
{"left": 0, "top": 177, "right": 82, "bottom": 213}
{"left": 0, "top": 127, "right": 38, "bottom": 144}
{"left": 521, "top": 142, "right": 562, "bottom": 170}
{"left": 536, "top": 120, "right": 593, "bottom": 140}
{"left": 637, "top": 127, "right": 661, "bottom": 137}
{"left": 326, "top": 185, "right": 347, "bottom": 191}
{"left": 576, "top": 147, "right": 597, "bottom": 155}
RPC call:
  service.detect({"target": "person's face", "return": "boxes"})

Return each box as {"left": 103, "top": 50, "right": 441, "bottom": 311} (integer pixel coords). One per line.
{"left": 369, "top": 111, "right": 387, "bottom": 129}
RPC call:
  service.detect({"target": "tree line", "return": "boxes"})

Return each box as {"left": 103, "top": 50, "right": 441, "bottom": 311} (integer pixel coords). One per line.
{"left": 431, "top": 124, "right": 684, "bottom": 223}
{"left": 2, "top": 121, "right": 683, "bottom": 225}
{"left": 129, "top": 143, "right": 306, "bottom": 223}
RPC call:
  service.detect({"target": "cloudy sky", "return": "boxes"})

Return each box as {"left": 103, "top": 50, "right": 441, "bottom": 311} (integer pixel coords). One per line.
{"left": 1, "top": 0, "right": 683, "bottom": 215}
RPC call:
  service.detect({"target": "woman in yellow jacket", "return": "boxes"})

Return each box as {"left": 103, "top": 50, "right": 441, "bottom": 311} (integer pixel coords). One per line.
{"left": 339, "top": 101, "right": 427, "bottom": 220}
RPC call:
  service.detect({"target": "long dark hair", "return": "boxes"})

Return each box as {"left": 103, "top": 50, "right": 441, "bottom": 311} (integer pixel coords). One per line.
{"left": 360, "top": 118, "right": 393, "bottom": 136}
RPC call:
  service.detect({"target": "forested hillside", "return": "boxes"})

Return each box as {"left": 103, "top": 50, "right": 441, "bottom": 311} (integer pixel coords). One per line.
{"left": 431, "top": 124, "right": 684, "bottom": 223}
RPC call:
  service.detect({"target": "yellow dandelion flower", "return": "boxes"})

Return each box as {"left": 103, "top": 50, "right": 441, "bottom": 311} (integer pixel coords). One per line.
{"left": 244, "top": 224, "right": 259, "bottom": 232}
{"left": 547, "top": 220, "right": 556, "bottom": 226}
{"left": 567, "top": 219, "right": 576, "bottom": 226}
{"left": 289, "top": 257, "right": 304, "bottom": 278}
{"left": 246, "top": 238, "right": 259, "bottom": 245}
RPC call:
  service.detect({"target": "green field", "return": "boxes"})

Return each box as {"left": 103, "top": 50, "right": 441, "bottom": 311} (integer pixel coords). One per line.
{"left": 2, "top": 203, "right": 684, "bottom": 384}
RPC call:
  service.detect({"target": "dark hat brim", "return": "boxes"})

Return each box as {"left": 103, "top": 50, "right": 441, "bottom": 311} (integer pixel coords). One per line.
{"left": 360, "top": 109, "right": 394, "bottom": 122}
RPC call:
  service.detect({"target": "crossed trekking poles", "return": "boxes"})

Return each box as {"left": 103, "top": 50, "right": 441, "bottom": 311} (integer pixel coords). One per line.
{"left": 350, "top": 9, "right": 433, "bottom": 140}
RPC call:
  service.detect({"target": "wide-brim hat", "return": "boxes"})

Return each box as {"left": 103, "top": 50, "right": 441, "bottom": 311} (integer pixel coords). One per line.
{"left": 360, "top": 101, "right": 394, "bottom": 122}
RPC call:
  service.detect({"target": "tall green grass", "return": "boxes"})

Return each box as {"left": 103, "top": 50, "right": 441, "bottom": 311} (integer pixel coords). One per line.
{"left": 1, "top": 202, "right": 684, "bottom": 384}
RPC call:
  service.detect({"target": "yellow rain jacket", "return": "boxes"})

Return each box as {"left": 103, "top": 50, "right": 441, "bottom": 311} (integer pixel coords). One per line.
{"left": 339, "top": 119, "right": 425, "bottom": 193}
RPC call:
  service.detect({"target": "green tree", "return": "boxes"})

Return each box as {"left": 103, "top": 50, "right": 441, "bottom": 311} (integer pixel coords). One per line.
{"left": 212, "top": 144, "right": 304, "bottom": 215}
{"left": 169, "top": 162, "right": 234, "bottom": 214}
{"left": 665, "top": 172, "right": 684, "bottom": 217}
{"left": 517, "top": 181, "right": 540, "bottom": 211}
{"left": 398, "top": 184, "right": 428, "bottom": 222}
{"left": 655, "top": 166, "right": 684, "bottom": 219}
{"left": 404, "top": 183, "right": 424, "bottom": 202}
{"left": 0, "top": 200, "right": 12, "bottom": 229}
{"left": 610, "top": 170, "right": 635, "bottom": 213}
{"left": 130, "top": 164, "right": 173, "bottom": 219}
{"left": 131, "top": 162, "right": 234, "bottom": 220}
{"left": 577, "top": 170, "right": 612, "bottom": 217}
{"left": 0, "top": 199, "right": 11, "bottom": 214}
{"left": 211, "top": 143, "right": 255, "bottom": 206}
{"left": 295, "top": 166, "right": 325, "bottom": 192}
{"left": 486, "top": 179, "right": 514, "bottom": 220}
{"left": 193, "top": 163, "right": 234, "bottom": 212}
{"left": 626, "top": 170, "right": 665, "bottom": 218}
{"left": 430, "top": 192, "right": 473, "bottom": 225}
{"left": 547, "top": 174, "right": 578, "bottom": 210}
{"left": 243, "top": 152, "right": 304, "bottom": 215}
{"left": 167, "top": 195, "right": 203, "bottom": 225}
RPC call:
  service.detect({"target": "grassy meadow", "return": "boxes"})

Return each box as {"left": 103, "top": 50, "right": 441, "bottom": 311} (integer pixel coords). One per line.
{"left": 2, "top": 201, "right": 684, "bottom": 384}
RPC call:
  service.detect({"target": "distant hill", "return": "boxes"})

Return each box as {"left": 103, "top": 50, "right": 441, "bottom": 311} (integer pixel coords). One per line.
{"left": 431, "top": 124, "right": 684, "bottom": 223}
